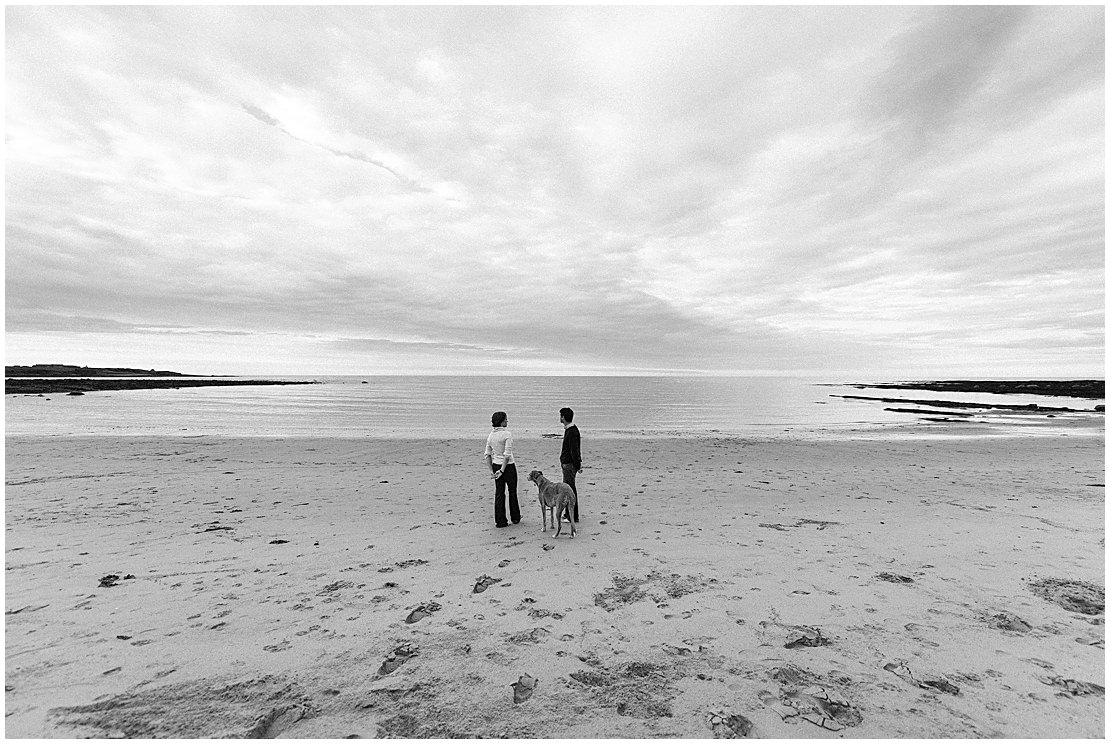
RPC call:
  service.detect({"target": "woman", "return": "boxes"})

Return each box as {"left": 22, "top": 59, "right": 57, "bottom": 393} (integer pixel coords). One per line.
{"left": 483, "top": 411, "right": 520, "bottom": 528}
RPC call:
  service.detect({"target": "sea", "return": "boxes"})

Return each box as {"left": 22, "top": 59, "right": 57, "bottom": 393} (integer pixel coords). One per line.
{"left": 4, "top": 376, "right": 1104, "bottom": 440}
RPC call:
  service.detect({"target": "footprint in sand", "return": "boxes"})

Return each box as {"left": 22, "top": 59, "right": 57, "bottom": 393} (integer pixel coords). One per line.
{"left": 783, "top": 626, "right": 830, "bottom": 649}
{"left": 788, "top": 686, "right": 860, "bottom": 730}
{"left": 1035, "top": 674, "right": 1105, "bottom": 697}
{"left": 506, "top": 627, "right": 551, "bottom": 644}
{"left": 526, "top": 606, "right": 553, "bottom": 619}
{"left": 498, "top": 560, "right": 511, "bottom": 568}
{"left": 759, "top": 686, "right": 858, "bottom": 731}
{"left": 981, "top": 611, "right": 1032, "bottom": 633}
{"left": 377, "top": 642, "right": 418, "bottom": 675}
{"left": 395, "top": 559, "right": 429, "bottom": 569}
{"left": 876, "top": 572, "right": 914, "bottom": 584}
{"left": 1027, "top": 577, "right": 1104, "bottom": 615}
{"left": 757, "top": 689, "right": 798, "bottom": 722}
{"left": 511, "top": 674, "right": 537, "bottom": 704}
{"left": 882, "top": 660, "right": 959, "bottom": 695}
{"left": 708, "top": 711, "right": 753, "bottom": 738}
{"left": 473, "top": 575, "right": 502, "bottom": 594}
{"left": 404, "top": 602, "right": 441, "bottom": 624}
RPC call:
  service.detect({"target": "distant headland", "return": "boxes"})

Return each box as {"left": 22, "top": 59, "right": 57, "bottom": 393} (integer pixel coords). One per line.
{"left": 5, "top": 365, "right": 316, "bottom": 395}
{"left": 6, "top": 364, "right": 194, "bottom": 378}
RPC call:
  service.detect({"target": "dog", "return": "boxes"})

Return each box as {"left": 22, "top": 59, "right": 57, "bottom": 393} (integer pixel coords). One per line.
{"left": 527, "top": 470, "right": 576, "bottom": 538}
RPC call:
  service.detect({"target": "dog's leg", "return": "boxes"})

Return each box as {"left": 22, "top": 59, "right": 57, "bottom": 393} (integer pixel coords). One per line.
{"left": 565, "top": 500, "right": 576, "bottom": 538}
{"left": 553, "top": 500, "right": 563, "bottom": 538}
{"left": 539, "top": 497, "right": 547, "bottom": 532}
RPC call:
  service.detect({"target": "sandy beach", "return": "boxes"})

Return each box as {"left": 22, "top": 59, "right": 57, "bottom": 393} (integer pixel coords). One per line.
{"left": 4, "top": 424, "right": 1104, "bottom": 738}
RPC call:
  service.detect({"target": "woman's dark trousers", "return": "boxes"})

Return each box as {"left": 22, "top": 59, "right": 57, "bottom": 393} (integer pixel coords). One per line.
{"left": 494, "top": 463, "right": 520, "bottom": 527}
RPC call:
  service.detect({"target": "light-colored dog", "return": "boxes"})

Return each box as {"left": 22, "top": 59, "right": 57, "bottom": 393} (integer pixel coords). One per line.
{"left": 527, "top": 470, "right": 576, "bottom": 538}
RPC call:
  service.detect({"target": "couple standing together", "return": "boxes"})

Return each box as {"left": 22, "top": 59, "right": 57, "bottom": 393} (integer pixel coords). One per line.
{"left": 483, "top": 407, "right": 582, "bottom": 529}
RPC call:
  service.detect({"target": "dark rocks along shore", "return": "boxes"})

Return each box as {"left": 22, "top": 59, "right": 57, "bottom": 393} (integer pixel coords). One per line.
{"left": 5, "top": 365, "right": 315, "bottom": 395}
{"left": 849, "top": 380, "right": 1104, "bottom": 399}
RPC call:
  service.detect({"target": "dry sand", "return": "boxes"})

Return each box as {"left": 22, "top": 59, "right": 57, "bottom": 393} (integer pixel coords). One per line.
{"left": 4, "top": 424, "right": 1105, "bottom": 738}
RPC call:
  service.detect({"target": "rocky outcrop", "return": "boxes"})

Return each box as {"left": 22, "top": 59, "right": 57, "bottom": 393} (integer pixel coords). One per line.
{"left": 848, "top": 380, "right": 1104, "bottom": 399}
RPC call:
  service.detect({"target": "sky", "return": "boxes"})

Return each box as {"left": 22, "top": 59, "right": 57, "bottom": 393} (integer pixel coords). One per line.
{"left": 5, "top": 5, "right": 1105, "bottom": 377}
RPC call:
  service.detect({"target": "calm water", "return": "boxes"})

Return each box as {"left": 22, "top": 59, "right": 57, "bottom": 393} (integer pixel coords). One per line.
{"left": 4, "top": 376, "right": 1104, "bottom": 439}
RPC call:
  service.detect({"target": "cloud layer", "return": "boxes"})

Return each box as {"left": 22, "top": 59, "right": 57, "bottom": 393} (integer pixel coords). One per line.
{"left": 6, "top": 6, "right": 1104, "bottom": 375}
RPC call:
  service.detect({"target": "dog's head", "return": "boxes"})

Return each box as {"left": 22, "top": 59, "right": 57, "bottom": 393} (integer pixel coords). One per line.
{"left": 527, "top": 469, "right": 543, "bottom": 484}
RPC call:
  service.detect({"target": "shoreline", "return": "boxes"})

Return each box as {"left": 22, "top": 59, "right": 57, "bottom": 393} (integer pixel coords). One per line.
{"left": 5, "top": 426, "right": 1104, "bottom": 737}
{"left": 6, "top": 413, "right": 1104, "bottom": 443}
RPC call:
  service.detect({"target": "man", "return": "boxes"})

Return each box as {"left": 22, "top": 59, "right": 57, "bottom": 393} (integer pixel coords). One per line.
{"left": 484, "top": 411, "right": 519, "bottom": 528}
{"left": 559, "top": 407, "right": 582, "bottom": 522}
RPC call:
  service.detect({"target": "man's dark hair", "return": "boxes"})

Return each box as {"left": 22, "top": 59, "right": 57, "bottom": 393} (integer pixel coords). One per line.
{"left": 560, "top": 407, "right": 574, "bottom": 423}
{"left": 492, "top": 411, "right": 507, "bottom": 427}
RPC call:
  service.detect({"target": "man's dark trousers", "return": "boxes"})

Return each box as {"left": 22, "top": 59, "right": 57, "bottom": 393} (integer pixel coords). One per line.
{"left": 561, "top": 463, "right": 579, "bottom": 522}
{"left": 494, "top": 463, "right": 520, "bottom": 527}
{"left": 560, "top": 423, "right": 582, "bottom": 522}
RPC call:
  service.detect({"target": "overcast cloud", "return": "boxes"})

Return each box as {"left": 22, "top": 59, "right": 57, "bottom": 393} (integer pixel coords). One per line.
{"left": 5, "top": 6, "right": 1104, "bottom": 376}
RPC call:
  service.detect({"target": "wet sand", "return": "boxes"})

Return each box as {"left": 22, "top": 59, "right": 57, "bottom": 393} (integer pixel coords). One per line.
{"left": 4, "top": 425, "right": 1104, "bottom": 737}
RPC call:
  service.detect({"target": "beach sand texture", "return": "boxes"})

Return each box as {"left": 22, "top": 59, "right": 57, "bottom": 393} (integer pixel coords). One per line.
{"left": 5, "top": 429, "right": 1104, "bottom": 738}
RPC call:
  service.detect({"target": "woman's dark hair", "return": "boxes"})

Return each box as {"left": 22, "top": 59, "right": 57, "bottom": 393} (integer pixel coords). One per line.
{"left": 492, "top": 411, "right": 507, "bottom": 427}
{"left": 560, "top": 407, "right": 574, "bottom": 423}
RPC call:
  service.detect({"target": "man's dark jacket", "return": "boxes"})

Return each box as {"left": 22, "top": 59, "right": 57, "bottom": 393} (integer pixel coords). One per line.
{"left": 560, "top": 424, "right": 581, "bottom": 470}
